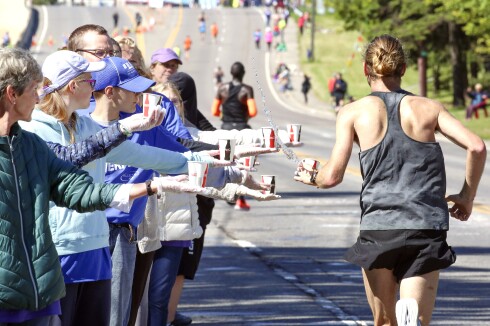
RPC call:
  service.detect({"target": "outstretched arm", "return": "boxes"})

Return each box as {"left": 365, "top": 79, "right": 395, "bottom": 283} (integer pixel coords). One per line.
{"left": 46, "top": 123, "right": 128, "bottom": 168}
{"left": 294, "top": 107, "right": 355, "bottom": 188}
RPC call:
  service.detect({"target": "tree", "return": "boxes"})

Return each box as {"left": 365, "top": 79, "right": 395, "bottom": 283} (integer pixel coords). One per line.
{"left": 329, "top": 0, "right": 470, "bottom": 105}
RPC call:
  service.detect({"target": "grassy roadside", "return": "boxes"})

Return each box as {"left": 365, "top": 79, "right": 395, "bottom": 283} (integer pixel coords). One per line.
{"left": 296, "top": 13, "right": 490, "bottom": 139}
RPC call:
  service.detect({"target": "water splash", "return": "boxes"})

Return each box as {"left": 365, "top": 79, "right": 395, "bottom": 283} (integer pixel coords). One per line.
{"left": 252, "top": 57, "right": 301, "bottom": 164}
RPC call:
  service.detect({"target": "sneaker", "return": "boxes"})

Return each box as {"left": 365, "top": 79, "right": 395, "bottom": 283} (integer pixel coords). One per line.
{"left": 234, "top": 197, "right": 250, "bottom": 211}
{"left": 396, "top": 298, "right": 420, "bottom": 326}
{"left": 170, "top": 311, "right": 192, "bottom": 326}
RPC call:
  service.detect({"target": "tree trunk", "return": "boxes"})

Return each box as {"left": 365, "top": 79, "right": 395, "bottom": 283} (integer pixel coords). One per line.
{"left": 448, "top": 22, "right": 467, "bottom": 107}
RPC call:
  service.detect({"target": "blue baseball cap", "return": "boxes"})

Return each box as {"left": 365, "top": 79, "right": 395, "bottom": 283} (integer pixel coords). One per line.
{"left": 93, "top": 57, "right": 155, "bottom": 92}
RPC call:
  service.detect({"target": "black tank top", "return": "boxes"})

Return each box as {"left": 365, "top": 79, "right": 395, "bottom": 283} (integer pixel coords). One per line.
{"left": 222, "top": 82, "right": 249, "bottom": 123}
{"left": 359, "top": 92, "right": 449, "bottom": 230}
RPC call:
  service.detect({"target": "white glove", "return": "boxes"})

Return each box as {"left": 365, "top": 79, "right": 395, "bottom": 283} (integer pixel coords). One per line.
{"left": 153, "top": 176, "right": 203, "bottom": 194}
{"left": 119, "top": 106, "right": 165, "bottom": 133}
{"left": 240, "top": 170, "right": 268, "bottom": 191}
{"left": 196, "top": 150, "right": 236, "bottom": 167}
{"left": 234, "top": 145, "right": 279, "bottom": 159}
{"left": 235, "top": 185, "right": 281, "bottom": 201}
{"left": 195, "top": 184, "right": 281, "bottom": 202}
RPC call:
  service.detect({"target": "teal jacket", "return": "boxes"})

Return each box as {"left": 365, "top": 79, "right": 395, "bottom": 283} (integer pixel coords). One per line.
{"left": 0, "top": 123, "right": 120, "bottom": 310}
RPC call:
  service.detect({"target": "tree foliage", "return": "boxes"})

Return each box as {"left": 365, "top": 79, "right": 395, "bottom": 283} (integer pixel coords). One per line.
{"left": 328, "top": 0, "right": 487, "bottom": 105}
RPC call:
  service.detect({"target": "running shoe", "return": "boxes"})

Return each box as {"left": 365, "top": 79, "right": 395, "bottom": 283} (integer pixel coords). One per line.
{"left": 234, "top": 197, "right": 250, "bottom": 211}
{"left": 396, "top": 298, "right": 420, "bottom": 326}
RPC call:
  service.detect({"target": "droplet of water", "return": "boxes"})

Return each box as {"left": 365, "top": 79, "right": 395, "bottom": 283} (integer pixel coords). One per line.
{"left": 252, "top": 57, "right": 301, "bottom": 164}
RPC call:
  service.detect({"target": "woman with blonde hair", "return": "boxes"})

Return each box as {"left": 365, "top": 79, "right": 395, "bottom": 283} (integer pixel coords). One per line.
{"left": 295, "top": 34, "right": 486, "bottom": 326}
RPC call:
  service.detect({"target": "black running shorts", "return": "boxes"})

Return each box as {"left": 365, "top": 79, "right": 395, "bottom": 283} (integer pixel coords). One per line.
{"left": 344, "top": 230, "right": 456, "bottom": 282}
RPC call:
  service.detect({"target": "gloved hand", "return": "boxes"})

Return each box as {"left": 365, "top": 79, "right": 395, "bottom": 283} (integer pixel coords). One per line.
{"left": 153, "top": 176, "right": 203, "bottom": 194}
{"left": 234, "top": 145, "right": 279, "bottom": 159}
{"left": 235, "top": 185, "right": 281, "bottom": 201}
{"left": 195, "top": 183, "right": 281, "bottom": 202}
{"left": 119, "top": 105, "right": 165, "bottom": 133}
{"left": 240, "top": 170, "right": 268, "bottom": 191}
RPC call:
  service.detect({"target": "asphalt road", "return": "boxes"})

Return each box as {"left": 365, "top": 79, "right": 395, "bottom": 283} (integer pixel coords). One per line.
{"left": 31, "top": 4, "right": 490, "bottom": 325}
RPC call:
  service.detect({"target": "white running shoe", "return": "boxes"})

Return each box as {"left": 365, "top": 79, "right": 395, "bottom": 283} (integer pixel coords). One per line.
{"left": 396, "top": 298, "right": 420, "bottom": 326}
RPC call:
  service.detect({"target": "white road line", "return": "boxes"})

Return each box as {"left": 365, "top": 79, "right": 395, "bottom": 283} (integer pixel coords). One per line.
{"left": 233, "top": 238, "right": 368, "bottom": 325}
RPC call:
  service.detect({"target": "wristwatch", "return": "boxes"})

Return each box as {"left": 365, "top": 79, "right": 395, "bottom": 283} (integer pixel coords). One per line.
{"left": 118, "top": 123, "right": 133, "bottom": 137}
{"left": 145, "top": 180, "right": 155, "bottom": 196}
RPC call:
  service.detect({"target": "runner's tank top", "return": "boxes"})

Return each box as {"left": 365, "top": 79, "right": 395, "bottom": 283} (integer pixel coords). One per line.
{"left": 359, "top": 91, "right": 449, "bottom": 231}
{"left": 222, "top": 82, "right": 248, "bottom": 123}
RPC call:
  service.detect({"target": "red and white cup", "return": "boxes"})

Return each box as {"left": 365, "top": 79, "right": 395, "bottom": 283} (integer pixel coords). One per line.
{"left": 218, "top": 138, "right": 236, "bottom": 162}
{"left": 286, "top": 124, "right": 302, "bottom": 143}
{"left": 238, "top": 156, "right": 256, "bottom": 169}
{"left": 188, "top": 161, "right": 209, "bottom": 187}
{"left": 261, "top": 175, "right": 276, "bottom": 194}
{"left": 142, "top": 93, "right": 163, "bottom": 117}
{"left": 261, "top": 127, "right": 276, "bottom": 149}
{"left": 302, "top": 158, "right": 320, "bottom": 172}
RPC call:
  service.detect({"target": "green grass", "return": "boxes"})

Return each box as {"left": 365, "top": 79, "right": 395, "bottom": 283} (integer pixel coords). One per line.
{"left": 297, "top": 13, "right": 490, "bottom": 139}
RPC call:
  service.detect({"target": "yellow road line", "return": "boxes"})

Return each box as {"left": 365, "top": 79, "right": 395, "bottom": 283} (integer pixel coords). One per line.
{"left": 164, "top": 6, "right": 183, "bottom": 48}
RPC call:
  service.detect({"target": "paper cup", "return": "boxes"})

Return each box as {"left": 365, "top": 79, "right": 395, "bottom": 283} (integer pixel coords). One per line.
{"left": 302, "top": 158, "right": 320, "bottom": 172}
{"left": 238, "top": 156, "right": 256, "bottom": 169}
{"left": 218, "top": 138, "right": 236, "bottom": 162}
{"left": 261, "top": 175, "right": 276, "bottom": 194}
{"left": 188, "top": 161, "right": 209, "bottom": 187}
{"left": 261, "top": 127, "right": 276, "bottom": 149}
{"left": 142, "top": 93, "right": 163, "bottom": 117}
{"left": 286, "top": 124, "right": 302, "bottom": 143}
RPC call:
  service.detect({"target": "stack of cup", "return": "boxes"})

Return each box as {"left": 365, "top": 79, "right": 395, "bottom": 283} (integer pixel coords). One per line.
{"left": 218, "top": 138, "right": 236, "bottom": 162}
{"left": 142, "top": 93, "right": 163, "bottom": 117}
{"left": 188, "top": 161, "right": 209, "bottom": 187}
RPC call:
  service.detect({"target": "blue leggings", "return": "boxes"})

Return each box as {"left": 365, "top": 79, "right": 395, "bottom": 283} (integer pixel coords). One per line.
{"left": 147, "top": 246, "right": 184, "bottom": 326}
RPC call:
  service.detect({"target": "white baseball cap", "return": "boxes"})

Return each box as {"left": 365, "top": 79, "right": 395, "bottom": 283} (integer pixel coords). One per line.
{"left": 42, "top": 50, "right": 106, "bottom": 95}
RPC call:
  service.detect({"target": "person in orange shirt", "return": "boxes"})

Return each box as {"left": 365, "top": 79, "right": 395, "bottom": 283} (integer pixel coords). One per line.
{"left": 210, "top": 22, "right": 219, "bottom": 43}
{"left": 183, "top": 35, "right": 192, "bottom": 60}
{"left": 211, "top": 61, "right": 257, "bottom": 210}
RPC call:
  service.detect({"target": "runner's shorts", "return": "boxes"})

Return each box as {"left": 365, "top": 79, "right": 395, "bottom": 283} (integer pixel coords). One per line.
{"left": 344, "top": 230, "right": 456, "bottom": 282}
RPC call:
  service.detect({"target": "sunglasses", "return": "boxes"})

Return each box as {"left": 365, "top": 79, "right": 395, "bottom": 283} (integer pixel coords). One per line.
{"left": 161, "top": 62, "right": 179, "bottom": 69}
{"left": 78, "top": 79, "right": 96, "bottom": 89}
{"left": 76, "top": 48, "right": 116, "bottom": 59}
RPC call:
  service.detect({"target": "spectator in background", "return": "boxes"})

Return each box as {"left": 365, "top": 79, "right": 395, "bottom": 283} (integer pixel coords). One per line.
{"left": 466, "top": 83, "right": 488, "bottom": 119}
{"left": 183, "top": 35, "right": 192, "bottom": 60}
{"left": 210, "top": 22, "right": 219, "bottom": 44}
{"left": 253, "top": 28, "right": 262, "bottom": 49}
{"left": 150, "top": 48, "right": 182, "bottom": 84}
{"left": 301, "top": 74, "right": 311, "bottom": 104}
{"left": 298, "top": 14, "right": 305, "bottom": 36}
{"left": 264, "top": 27, "right": 273, "bottom": 51}
{"left": 2, "top": 31, "right": 10, "bottom": 47}
{"left": 332, "top": 72, "right": 347, "bottom": 110}
{"left": 112, "top": 12, "right": 119, "bottom": 29}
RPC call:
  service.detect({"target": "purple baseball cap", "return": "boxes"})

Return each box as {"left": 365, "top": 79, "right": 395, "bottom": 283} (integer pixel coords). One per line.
{"left": 150, "top": 48, "right": 182, "bottom": 65}
{"left": 93, "top": 57, "right": 155, "bottom": 92}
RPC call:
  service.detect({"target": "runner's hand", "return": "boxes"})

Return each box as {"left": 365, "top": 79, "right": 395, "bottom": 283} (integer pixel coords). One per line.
{"left": 446, "top": 194, "right": 473, "bottom": 221}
